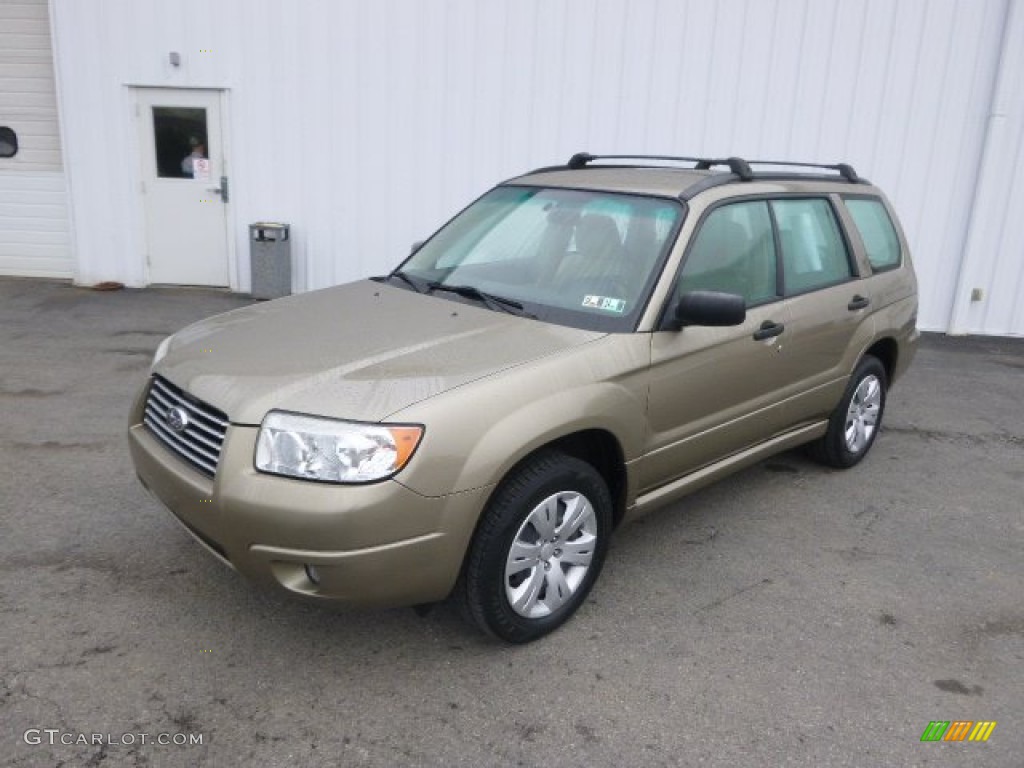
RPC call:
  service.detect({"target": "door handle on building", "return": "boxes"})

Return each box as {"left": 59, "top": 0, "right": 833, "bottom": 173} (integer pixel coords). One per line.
{"left": 205, "top": 176, "right": 228, "bottom": 202}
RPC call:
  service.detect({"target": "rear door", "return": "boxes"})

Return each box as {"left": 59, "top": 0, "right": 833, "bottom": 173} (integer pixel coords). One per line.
{"left": 770, "top": 196, "right": 870, "bottom": 424}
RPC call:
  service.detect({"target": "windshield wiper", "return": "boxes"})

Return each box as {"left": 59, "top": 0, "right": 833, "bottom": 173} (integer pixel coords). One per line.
{"left": 426, "top": 282, "right": 534, "bottom": 318}
{"left": 372, "top": 270, "right": 426, "bottom": 294}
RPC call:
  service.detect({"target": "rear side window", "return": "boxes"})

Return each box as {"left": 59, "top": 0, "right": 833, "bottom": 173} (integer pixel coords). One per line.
{"left": 773, "top": 199, "right": 852, "bottom": 294}
{"left": 845, "top": 198, "right": 901, "bottom": 270}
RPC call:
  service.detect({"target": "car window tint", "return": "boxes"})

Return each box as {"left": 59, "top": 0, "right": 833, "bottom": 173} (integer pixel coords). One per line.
{"left": 677, "top": 201, "right": 778, "bottom": 306}
{"left": 845, "top": 198, "right": 901, "bottom": 270}
{"left": 773, "top": 199, "right": 852, "bottom": 294}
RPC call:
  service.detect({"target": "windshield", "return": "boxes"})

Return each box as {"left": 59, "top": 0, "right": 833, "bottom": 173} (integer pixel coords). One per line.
{"left": 394, "top": 185, "right": 684, "bottom": 332}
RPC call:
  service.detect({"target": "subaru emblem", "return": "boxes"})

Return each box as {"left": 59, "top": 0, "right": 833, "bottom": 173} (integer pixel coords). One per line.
{"left": 166, "top": 406, "right": 189, "bottom": 432}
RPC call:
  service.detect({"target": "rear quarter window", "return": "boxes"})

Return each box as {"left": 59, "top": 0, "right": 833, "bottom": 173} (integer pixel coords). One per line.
{"left": 845, "top": 198, "right": 901, "bottom": 270}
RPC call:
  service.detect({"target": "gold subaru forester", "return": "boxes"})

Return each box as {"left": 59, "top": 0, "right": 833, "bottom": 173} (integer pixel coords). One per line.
{"left": 129, "top": 154, "right": 918, "bottom": 643}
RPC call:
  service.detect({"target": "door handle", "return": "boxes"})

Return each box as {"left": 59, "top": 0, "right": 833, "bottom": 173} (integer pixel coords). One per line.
{"left": 752, "top": 320, "right": 785, "bottom": 341}
{"left": 206, "top": 176, "right": 229, "bottom": 203}
{"left": 848, "top": 294, "right": 870, "bottom": 311}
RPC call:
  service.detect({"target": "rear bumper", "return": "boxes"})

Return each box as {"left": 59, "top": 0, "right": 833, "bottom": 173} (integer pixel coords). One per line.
{"left": 128, "top": 422, "right": 491, "bottom": 605}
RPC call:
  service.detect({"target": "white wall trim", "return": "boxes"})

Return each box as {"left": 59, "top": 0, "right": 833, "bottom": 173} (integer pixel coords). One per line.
{"left": 47, "top": 0, "right": 79, "bottom": 284}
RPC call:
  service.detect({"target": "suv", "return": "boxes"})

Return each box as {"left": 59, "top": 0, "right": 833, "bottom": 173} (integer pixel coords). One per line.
{"left": 129, "top": 153, "right": 918, "bottom": 643}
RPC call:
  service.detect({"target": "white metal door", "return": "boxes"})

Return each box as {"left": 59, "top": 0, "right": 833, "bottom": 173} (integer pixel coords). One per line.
{"left": 136, "top": 88, "right": 229, "bottom": 286}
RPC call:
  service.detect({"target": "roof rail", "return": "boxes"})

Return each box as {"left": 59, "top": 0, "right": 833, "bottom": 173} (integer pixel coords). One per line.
{"left": 566, "top": 152, "right": 752, "bottom": 179}
{"left": 693, "top": 157, "right": 753, "bottom": 180}
{"left": 743, "top": 159, "right": 860, "bottom": 182}
{"left": 567, "top": 152, "right": 706, "bottom": 169}
{"left": 563, "top": 152, "right": 860, "bottom": 183}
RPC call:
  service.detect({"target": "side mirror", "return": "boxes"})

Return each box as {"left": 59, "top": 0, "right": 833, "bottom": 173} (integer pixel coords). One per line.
{"left": 672, "top": 290, "right": 746, "bottom": 329}
{"left": 410, "top": 240, "right": 424, "bottom": 254}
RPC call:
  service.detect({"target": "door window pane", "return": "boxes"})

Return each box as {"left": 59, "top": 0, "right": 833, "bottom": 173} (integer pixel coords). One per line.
{"left": 152, "top": 107, "right": 208, "bottom": 178}
{"left": 845, "top": 198, "right": 901, "bottom": 270}
{"left": 677, "top": 201, "right": 778, "bottom": 306}
{"left": 773, "top": 199, "right": 852, "bottom": 294}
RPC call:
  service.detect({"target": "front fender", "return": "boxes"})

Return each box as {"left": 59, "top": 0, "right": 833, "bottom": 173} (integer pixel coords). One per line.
{"left": 390, "top": 334, "right": 651, "bottom": 498}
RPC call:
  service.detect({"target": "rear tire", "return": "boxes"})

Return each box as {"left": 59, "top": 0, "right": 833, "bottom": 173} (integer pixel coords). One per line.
{"left": 808, "top": 355, "right": 887, "bottom": 468}
{"left": 458, "top": 450, "right": 612, "bottom": 643}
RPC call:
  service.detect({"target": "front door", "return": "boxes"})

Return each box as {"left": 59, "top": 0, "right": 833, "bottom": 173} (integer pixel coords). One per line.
{"left": 638, "top": 303, "right": 795, "bottom": 494}
{"left": 636, "top": 199, "right": 795, "bottom": 494}
{"left": 137, "top": 88, "right": 229, "bottom": 286}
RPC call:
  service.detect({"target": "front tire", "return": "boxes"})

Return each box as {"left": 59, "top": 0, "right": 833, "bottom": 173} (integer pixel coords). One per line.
{"left": 808, "top": 355, "right": 887, "bottom": 468}
{"left": 459, "top": 450, "right": 612, "bottom": 643}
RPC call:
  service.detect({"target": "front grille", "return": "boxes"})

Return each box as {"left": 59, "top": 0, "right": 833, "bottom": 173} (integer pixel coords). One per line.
{"left": 143, "top": 375, "right": 228, "bottom": 478}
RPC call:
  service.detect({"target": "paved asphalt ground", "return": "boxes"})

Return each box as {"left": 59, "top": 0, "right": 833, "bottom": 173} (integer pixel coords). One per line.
{"left": 1, "top": 276, "right": 1021, "bottom": 768}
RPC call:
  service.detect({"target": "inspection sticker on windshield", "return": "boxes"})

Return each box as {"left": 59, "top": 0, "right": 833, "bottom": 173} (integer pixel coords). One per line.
{"left": 582, "top": 295, "right": 626, "bottom": 313}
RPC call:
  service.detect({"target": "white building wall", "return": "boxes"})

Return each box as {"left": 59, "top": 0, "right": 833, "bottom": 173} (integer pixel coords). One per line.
{"left": 950, "top": 0, "right": 1024, "bottom": 336}
{"left": 49, "top": 0, "right": 1021, "bottom": 334}
{"left": 0, "top": 0, "right": 72, "bottom": 278}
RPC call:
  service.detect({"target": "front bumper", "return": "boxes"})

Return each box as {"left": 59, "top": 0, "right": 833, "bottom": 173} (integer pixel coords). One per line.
{"left": 128, "top": 421, "right": 491, "bottom": 606}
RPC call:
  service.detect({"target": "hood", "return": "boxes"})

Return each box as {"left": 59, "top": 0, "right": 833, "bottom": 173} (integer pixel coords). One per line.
{"left": 155, "top": 280, "right": 604, "bottom": 424}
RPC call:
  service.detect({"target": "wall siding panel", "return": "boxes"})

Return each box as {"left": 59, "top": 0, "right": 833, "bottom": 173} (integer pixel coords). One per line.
{"left": 48, "top": 0, "right": 1021, "bottom": 333}
{"left": 0, "top": 0, "right": 71, "bottom": 278}
{"left": 950, "top": 0, "right": 1024, "bottom": 335}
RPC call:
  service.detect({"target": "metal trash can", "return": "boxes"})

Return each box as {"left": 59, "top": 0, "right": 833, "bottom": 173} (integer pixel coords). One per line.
{"left": 249, "top": 222, "right": 291, "bottom": 300}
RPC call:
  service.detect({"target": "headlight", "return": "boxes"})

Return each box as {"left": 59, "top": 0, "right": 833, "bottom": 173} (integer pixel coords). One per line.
{"left": 255, "top": 411, "right": 424, "bottom": 484}
{"left": 151, "top": 335, "right": 173, "bottom": 370}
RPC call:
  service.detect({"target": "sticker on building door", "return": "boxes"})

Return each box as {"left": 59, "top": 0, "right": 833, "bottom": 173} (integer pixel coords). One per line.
{"left": 137, "top": 89, "right": 230, "bottom": 287}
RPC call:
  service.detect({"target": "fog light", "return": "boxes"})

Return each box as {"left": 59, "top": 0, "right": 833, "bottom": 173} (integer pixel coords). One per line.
{"left": 304, "top": 564, "right": 321, "bottom": 585}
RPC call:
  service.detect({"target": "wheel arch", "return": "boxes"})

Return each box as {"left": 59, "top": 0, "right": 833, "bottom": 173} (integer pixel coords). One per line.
{"left": 476, "top": 428, "right": 628, "bottom": 530}
{"left": 542, "top": 429, "right": 628, "bottom": 529}
{"left": 455, "top": 426, "right": 629, "bottom": 585}
{"left": 863, "top": 336, "right": 898, "bottom": 383}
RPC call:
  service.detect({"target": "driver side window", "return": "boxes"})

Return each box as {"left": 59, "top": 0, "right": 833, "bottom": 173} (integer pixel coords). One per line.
{"left": 677, "top": 201, "right": 779, "bottom": 307}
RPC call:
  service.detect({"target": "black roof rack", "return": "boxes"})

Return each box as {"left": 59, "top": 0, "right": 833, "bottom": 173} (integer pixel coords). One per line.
{"left": 561, "top": 152, "right": 861, "bottom": 184}
{"left": 566, "top": 152, "right": 754, "bottom": 180}
{"left": 743, "top": 159, "right": 860, "bottom": 182}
